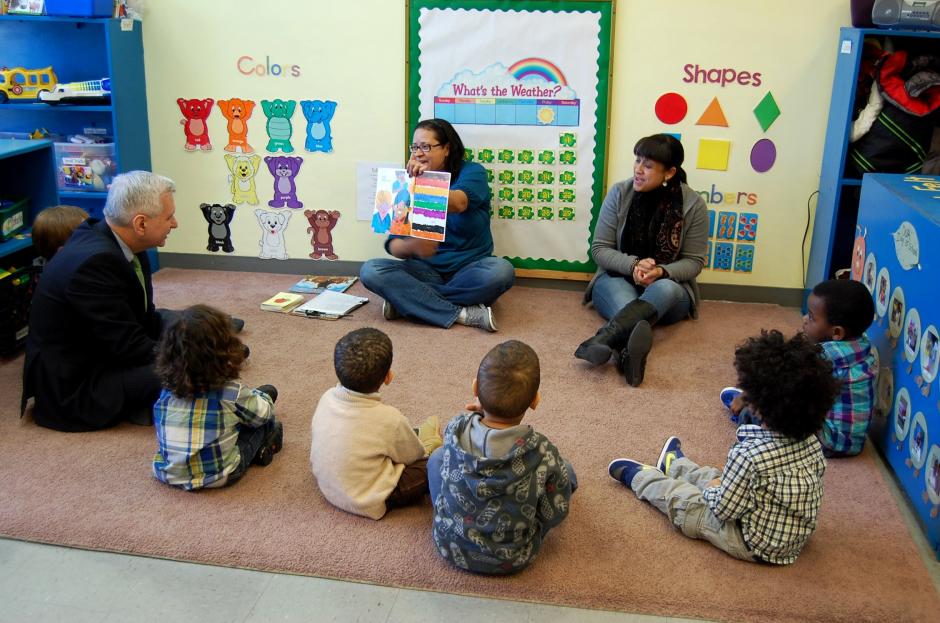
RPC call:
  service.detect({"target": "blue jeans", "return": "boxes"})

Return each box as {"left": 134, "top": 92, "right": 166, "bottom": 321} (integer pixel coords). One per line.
{"left": 591, "top": 272, "right": 691, "bottom": 324}
{"left": 360, "top": 256, "right": 515, "bottom": 327}
{"left": 427, "top": 447, "right": 578, "bottom": 504}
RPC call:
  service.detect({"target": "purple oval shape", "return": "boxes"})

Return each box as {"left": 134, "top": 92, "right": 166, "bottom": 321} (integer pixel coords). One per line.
{"left": 750, "top": 138, "right": 776, "bottom": 173}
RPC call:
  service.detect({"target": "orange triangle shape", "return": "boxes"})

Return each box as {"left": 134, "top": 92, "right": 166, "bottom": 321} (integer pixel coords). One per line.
{"left": 696, "top": 97, "right": 729, "bottom": 127}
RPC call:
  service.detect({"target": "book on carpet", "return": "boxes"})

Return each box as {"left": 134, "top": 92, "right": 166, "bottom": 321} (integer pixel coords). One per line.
{"left": 260, "top": 291, "right": 305, "bottom": 313}
{"left": 291, "top": 290, "right": 369, "bottom": 320}
{"left": 288, "top": 275, "right": 358, "bottom": 295}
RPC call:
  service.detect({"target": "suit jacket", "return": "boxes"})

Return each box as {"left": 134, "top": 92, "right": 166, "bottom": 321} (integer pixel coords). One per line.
{"left": 22, "top": 219, "right": 162, "bottom": 431}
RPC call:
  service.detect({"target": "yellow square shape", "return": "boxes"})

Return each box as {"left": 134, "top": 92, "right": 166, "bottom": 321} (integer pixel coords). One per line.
{"left": 697, "top": 138, "right": 731, "bottom": 171}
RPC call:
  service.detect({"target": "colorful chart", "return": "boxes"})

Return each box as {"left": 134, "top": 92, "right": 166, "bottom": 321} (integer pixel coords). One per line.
{"left": 434, "top": 97, "right": 580, "bottom": 126}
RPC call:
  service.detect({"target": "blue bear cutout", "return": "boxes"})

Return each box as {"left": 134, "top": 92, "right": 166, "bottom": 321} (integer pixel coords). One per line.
{"left": 300, "top": 99, "right": 337, "bottom": 153}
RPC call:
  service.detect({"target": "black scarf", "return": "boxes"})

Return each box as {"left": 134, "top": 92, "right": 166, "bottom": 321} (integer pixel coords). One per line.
{"left": 619, "top": 184, "right": 684, "bottom": 269}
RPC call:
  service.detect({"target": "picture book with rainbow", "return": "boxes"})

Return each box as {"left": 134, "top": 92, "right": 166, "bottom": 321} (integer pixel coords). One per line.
{"left": 371, "top": 168, "right": 450, "bottom": 241}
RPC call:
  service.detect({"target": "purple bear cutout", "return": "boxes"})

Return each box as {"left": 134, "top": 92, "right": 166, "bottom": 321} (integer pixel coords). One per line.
{"left": 265, "top": 155, "right": 303, "bottom": 209}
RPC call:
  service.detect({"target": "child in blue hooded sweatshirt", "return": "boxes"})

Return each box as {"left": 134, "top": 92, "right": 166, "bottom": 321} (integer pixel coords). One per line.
{"left": 428, "top": 340, "right": 577, "bottom": 575}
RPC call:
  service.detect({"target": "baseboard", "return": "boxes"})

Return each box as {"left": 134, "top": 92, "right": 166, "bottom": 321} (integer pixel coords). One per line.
{"left": 157, "top": 253, "right": 803, "bottom": 306}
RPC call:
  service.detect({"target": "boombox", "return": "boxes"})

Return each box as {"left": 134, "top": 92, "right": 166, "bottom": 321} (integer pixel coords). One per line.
{"left": 872, "top": 0, "right": 940, "bottom": 30}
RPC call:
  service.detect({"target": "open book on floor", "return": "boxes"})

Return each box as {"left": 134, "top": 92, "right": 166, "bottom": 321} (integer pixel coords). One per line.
{"left": 291, "top": 290, "right": 369, "bottom": 320}
{"left": 260, "top": 291, "right": 305, "bottom": 313}
{"left": 288, "top": 275, "right": 358, "bottom": 295}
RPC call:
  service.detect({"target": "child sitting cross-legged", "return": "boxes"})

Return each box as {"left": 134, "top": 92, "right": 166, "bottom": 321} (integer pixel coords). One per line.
{"left": 429, "top": 340, "right": 577, "bottom": 575}
{"left": 310, "top": 327, "right": 442, "bottom": 520}
{"left": 152, "top": 304, "right": 282, "bottom": 490}
{"left": 721, "top": 279, "right": 876, "bottom": 457}
{"left": 609, "top": 330, "right": 839, "bottom": 565}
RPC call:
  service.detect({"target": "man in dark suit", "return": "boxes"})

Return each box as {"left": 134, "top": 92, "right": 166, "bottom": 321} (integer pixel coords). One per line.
{"left": 22, "top": 171, "right": 178, "bottom": 432}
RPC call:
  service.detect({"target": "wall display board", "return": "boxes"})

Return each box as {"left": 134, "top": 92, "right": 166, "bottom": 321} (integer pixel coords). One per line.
{"left": 407, "top": 0, "right": 614, "bottom": 272}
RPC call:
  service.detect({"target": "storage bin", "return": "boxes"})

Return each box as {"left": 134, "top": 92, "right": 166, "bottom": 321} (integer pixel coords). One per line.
{"left": 0, "top": 265, "right": 34, "bottom": 355}
{"left": 0, "top": 198, "right": 28, "bottom": 241}
{"left": 54, "top": 141, "right": 116, "bottom": 191}
{"left": 44, "top": 0, "right": 114, "bottom": 17}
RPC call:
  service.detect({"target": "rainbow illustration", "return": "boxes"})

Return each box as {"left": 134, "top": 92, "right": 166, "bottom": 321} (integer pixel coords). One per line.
{"left": 508, "top": 58, "right": 567, "bottom": 86}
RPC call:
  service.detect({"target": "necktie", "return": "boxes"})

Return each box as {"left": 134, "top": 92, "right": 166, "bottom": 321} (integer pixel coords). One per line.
{"left": 131, "top": 256, "right": 147, "bottom": 311}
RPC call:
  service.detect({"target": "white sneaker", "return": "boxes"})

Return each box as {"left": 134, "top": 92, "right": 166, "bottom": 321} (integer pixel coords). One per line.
{"left": 461, "top": 304, "right": 497, "bottom": 332}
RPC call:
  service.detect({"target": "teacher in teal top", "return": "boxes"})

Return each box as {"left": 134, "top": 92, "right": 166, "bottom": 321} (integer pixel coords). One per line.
{"left": 360, "top": 118, "right": 515, "bottom": 332}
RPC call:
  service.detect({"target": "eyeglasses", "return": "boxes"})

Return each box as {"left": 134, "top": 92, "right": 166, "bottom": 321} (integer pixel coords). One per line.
{"left": 409, "top": 142, "right": 442, "bottom": 153}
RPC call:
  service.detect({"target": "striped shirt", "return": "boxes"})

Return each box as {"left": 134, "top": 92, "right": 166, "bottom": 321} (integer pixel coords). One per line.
{"left": 702, "top": 425, "right": 826, "bottom": 565}
{"left": 152, "top": 381, "right": 274, "bottom": 490}
{"left": 818, "top": 337, "right": 876, "bottom": 456}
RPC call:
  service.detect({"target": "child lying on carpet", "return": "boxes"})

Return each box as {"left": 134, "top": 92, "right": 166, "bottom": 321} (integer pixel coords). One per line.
{"left": 609, "top": 329, "right": 839, "bottom": 565}
{"left": 310, "top": 327, "right": 442, "bottom": 520}
{"left": 152, "top": 304, "right": 282, "bottom": 490}
{"left": 429, "top": 340, "right": 577, "bottom": 575}
{"left": 720, "top": 279, "right": 876, "bottom": 457}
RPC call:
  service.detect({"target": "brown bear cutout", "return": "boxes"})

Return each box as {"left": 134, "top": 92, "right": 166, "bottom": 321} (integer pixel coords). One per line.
{"left": 305, "top": 209, "right": 340, "bottom": 260}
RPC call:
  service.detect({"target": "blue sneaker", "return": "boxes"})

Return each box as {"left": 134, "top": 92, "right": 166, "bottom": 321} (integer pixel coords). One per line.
{"left": 656, "top": 436, "right": 684, "bottom": 474}
{"left": 608, "top": 458, "right": 657, "bottom": 490}
{"left": 720, "top": 387, "right": 743, "bottom": 424}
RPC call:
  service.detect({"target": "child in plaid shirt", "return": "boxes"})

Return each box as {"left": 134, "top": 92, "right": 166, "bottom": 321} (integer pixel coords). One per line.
{"left": 609, "top": 330, "right": 839, "bottom": 564}
{"left": 152, "top": 304, "right": 282, "bottom": 490}
{"left": 722, "top": 279, "right": 876, "bottom": 457}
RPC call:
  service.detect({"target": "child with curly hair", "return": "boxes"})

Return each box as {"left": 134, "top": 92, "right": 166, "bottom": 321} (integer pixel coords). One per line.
{"left": 152, "top": 304, "right": 282, "bottom": 490}
{"left": 609, "top": 330, "right": 839, "bottom": 565}
{"left": 721, "top": 279, "right": 876, "bottom": 457}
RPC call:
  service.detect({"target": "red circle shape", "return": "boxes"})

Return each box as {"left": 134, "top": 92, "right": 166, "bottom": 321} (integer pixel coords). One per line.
{"left": 655, "top": 92, "right": 688, "bottom": 125}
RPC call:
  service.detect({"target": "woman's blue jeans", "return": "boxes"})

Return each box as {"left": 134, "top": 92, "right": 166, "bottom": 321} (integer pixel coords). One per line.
{"left": 360, "top": 256, "right": 515, "bottom": 328}
{"left": 591, "top": 272, "right": 691, "bottom": 324}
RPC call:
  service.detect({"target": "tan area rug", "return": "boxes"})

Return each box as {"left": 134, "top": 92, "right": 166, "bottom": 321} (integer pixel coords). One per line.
{"left": 1, "top": 268, "right": 937, "bottom": 622}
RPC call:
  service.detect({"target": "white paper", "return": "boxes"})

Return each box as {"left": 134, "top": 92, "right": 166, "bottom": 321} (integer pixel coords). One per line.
{"left": 356, "top": 161, "right": 402, "bottom": 221}
{"left": 292, "top": 290, "right": 368, "bottom": 317}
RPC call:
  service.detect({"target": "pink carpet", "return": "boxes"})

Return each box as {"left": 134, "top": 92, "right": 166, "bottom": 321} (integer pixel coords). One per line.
{"left": 1, "top": 268, "right": 937, "bottom": 622}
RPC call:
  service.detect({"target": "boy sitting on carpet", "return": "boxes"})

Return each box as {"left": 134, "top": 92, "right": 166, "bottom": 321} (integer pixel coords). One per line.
{"left": 152, "top": 304, "right": 282, "bottom": 490}
{"left": 609, "top": 330, "right": 839, "bottom": 565}
{"left": 31, "top": 205, "right": 89, "bottom": 263}
{"left": 309, "top": 327, "right": 442, "bottom": 520}
{"left": 721, "top": 279, "right": 876, "bottom": 457}
{"left": 428, "top": 340, "right": 577, "bottom": 575}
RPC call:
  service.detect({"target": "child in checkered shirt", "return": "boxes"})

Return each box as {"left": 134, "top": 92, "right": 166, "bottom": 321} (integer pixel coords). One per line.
{"left": 722, "top": 279, "right": 876, "bottom": 457}
{"left": 609, "top": 330, "right": 839, "bottom": 565}
{"left": 152, "top": 304, "right": 282, "bottom": 490}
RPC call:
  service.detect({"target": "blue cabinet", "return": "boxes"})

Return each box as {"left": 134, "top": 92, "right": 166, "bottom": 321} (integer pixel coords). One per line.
{"left": 859, "top": 173, "right": 940, "bottom": 559}
{"left": 0, "top": 14, "right": 151, "bottom": 222}
{"left": 807, "top": 28, "right": 940, "bottom": 305}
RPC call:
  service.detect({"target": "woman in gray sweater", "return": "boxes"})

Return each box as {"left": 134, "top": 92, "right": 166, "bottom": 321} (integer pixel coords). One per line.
{"left": 576, "top": 134, "right": 707, "bottom": 386}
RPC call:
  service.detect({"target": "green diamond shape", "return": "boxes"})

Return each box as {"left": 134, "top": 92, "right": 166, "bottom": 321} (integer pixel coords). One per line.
{"left": 753, "top": 92, "right": 780, "bottom": 132}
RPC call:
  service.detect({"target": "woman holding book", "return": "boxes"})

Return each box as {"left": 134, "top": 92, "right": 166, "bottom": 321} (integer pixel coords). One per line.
{"left": 575, "top": 134, "right": 707, "bottom": 387}
{"left": 360, "top": 118, "right": 514, "bottom": 332}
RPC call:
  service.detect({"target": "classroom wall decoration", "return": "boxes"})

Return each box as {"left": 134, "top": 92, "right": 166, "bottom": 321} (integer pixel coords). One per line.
{"left": 408, "top": 0, "right": 614, "bottom": 272}
{"left": 261, "top": 99, "right": 297, "bottom": 153}
{"left": 224, "top": 153, "right": 262, "bottom": 205}
{"left": 300, "top": 99, "right": 338, "bottom": 153}
{"left": 304, "top": 209, "right": 341, "bottom": 260}
{"left": 255, "top": 208, "right": 291, "bottom": 260}
{"left": 199, "top": 203, "right": 236, "bottom": 253}
{"left": 177, "top": 97, "right": 214, "bottom": 151}
{"left": 265, "top": 155, "right": 304, "bottom": 209}
{"left": 218, "top": 98, "right": 256, "bottom": 153}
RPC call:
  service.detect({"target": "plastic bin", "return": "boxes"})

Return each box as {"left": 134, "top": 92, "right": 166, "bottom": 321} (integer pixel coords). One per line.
{"left": 0, "top": 265, "right": 34, "bottom": 355}
{"left": 54, "top": 141, "right": 116, "bottom": 191}
{"left": 44, "top": 0, "right": 114, "bottom": 17}
{"left": 0, "top": 198, "right": 28, "bottom": 242}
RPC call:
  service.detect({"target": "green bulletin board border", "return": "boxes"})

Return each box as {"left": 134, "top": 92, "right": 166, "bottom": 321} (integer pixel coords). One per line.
{"left": 406, "top": 0, "right": 615, "bottom": 273}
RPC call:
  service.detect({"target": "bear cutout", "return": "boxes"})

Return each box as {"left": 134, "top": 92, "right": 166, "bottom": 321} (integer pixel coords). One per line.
{"left": 300, "top": 99, "right": 337, "bottom": 153}
{"left": 218, "top": 98, "right": 256, "bottom": 153}
{"left": 200, "top": 203, "right": 236, "bottom": 253}
{"left": 225, "top": 153, "right": 262, "bottom": 205}
{"left": 178, "top": 98, "right": 214, "bottom": 151}
{"left": 261, "top": 99, "right": 296, "bottom": 153}
{"left": 305, "top": 209, "right": 340, "bottom": 260}
{"left": 265, "top": 155, "right": 303, "bottom": 209}
{"left": 255, "top": 208, "right": 291, "bottom": 260}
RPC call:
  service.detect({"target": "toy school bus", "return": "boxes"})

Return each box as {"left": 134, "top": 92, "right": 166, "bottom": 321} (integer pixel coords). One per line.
{"left": 0, "top": 66, "right": 57, "bottom": 103}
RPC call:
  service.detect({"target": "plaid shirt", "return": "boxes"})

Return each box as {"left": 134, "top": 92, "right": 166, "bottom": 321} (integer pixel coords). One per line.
{"left": 152, "top": 381, "right": 274, "bottom": 490}
{"left": 818, "top": 337, "right": 876, "bottom": 456}
{"left": 702, "top": 425, "right": 825, "bottom": 565}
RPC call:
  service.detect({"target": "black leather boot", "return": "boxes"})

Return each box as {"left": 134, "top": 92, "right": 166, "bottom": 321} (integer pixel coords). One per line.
{"left": 617, "top": 320, "right": 654, "bottom": 387}
{"left": 575, "top": 300, "right": 658, "bottom": 365}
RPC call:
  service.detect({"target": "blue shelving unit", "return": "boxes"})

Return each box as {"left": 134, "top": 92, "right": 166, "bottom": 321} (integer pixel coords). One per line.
{"left": 0, "top": 15, "right": 152, "bottom": 223}
{"left": 0, "top": 139, "right": 57, "bottom": 260}
{"left": 807, "top": 27, "right": 940, "bottom": 307}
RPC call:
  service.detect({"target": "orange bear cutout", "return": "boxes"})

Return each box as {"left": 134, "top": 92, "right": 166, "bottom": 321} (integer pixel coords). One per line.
{"left": 696, "top": 97, "right": 729, "bottom": 127}
{"left": 218, "top": 98, "right": 256, "bottom": 153}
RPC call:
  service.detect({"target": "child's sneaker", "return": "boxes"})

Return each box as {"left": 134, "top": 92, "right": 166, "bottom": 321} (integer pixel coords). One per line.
{"left": 719, "top": 386, "right": 742, "bottom": 423}
{"left": 608, "top": 458, "right": 658, "bottom": 490}
{"left": 656, "top": 436, "right": 684, "bottom": 475}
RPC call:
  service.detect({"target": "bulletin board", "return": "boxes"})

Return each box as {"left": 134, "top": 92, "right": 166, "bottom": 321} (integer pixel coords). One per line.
{"left": 407, "top": 0, "right": 614, "bottom": 273}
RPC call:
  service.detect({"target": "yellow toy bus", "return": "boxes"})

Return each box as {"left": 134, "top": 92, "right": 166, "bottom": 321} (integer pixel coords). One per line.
{"left": 0, "top": 66, "right": 58, "bottom": 103}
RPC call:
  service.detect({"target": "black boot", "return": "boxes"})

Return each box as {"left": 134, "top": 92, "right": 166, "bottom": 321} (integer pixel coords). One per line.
{"left": 575, "top": 300, "right": 658, "bottom": 365}
{"left": 617, "top": 320, "right": 654, "bottom": 387}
